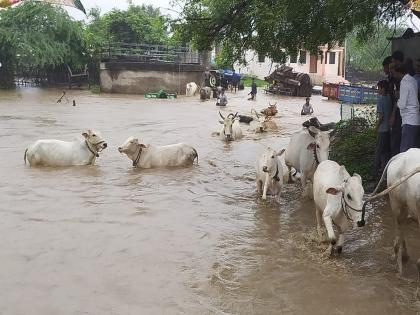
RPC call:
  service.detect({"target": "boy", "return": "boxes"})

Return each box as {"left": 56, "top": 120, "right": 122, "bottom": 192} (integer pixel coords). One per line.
{"left": 216, "top": 89, "right": 228, "bottom": 106}
{"left": 301, "top": 97, "right": 314, "bottom": 115}
{"left": 373, "top": 80, "right": 392, "bottom": 178}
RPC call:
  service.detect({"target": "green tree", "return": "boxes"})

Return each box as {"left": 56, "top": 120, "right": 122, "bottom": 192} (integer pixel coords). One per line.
{"left": 346, "top": 23, "right": 404, "bottom": 72}
{"left": 0, "top": 1, "right": 86, "bottom": 88}
{"left": 176, "top": 0, "right": 408, "bottom": 62}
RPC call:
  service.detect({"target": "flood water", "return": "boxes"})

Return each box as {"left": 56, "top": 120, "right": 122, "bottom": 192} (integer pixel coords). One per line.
{"left": 1, "top": 87, "right": 420, "bottom": 315}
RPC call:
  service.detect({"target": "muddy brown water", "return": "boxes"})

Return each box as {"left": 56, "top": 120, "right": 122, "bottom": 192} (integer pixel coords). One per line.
{"left": 1, "top": 88, "right": 420, "bottom": 315}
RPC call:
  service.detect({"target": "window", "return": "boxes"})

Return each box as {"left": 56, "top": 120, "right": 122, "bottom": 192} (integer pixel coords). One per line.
{"left": 299, "top": 50, "right": 306, "bottom": 64}
{"left": 258, "top": 54, "right": 265, "bottom": 63}
{"left": 329, "top": 52, "right": 336, "bottom": 64}
{"left": 289, "top": 54, "right": 297, "bottom": 63}
{"left": 319, "top": 51, "right": 324, "bottom": 64}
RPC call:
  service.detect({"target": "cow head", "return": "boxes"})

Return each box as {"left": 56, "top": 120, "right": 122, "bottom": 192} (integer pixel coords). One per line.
{"left": 219, "top": 111, "right": 238, "bottom": 141}
{"left": 82, "top": 129, "right": 107, "bottom": 151}
{"left": 326, "top": 168, "right": 364, "bottom": 223}
{"left": 118, "top": 136, "right": 146, "bottom": 160}
{"left": 307, "top": 126, "right": 331, "bottom": 163}
{"left": 251, "top": 109, "right": 266, "bottom": 132}
{"left": 261, "top": 147, "right": 285, "bottom": 175}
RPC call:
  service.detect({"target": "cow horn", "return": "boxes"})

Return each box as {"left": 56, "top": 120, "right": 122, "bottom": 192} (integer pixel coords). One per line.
{"left": 219, "top": 111, "right": 225, "bottom": 120}
{"left": 233, "top": 112, "right": 238, "bottom": 119}
{"left": 251, "top": 109, "right": 260, "bottom": 119}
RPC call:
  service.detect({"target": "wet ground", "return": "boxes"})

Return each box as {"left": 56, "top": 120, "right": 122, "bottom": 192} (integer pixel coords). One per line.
{"left": 1, "top": 87, "right": 420, "bottom": 315}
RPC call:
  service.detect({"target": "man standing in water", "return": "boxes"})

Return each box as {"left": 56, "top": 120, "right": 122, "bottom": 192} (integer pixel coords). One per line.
{"left": 393, "top": 64, "right": 420, "bottom": 152}
{"left": 248, "top": 78, "right": 257, "bottom": 100}
{"left": 389, "top": 51, "right": 404, "bottom": 156}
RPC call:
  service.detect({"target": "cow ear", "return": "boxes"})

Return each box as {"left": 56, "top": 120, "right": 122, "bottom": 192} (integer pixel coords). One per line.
{"left": 307, "top": 142, "right": 316, "bottom": 150}
{"left": 140, "top": 144, "right": 147, "bottom": 148}
{"left": 132, "top": 138, "right": 139, "bottom": 144}
{"left": 219, "top": 120, "right": 224, "bottom": 124}
{"left": 326, "top": 187, "right": 342, "bottom": 195}
{"left": 82, "top": 132, "right": 89, "bottom": 139}
{"left": 277, "top": 149, "right": 285, "bottom": 156}
{"left": 339, "top": 165, "right": 349, "bottom": 179}
{"left": 353, "top": 173, "right": 362, "bottom": 183}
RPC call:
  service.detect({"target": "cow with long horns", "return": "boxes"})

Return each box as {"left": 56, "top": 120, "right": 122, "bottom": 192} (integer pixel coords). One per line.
{"left": 250, "top": 109, "right": 278, "bottom": 133}
{"left": 218, "top": 111, "right": 243, "bottom": 141}
{"left": 261, "top": 102, "right": 278, "bottom": 116}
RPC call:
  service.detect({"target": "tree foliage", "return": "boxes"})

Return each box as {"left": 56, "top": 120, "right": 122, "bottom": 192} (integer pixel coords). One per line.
{"left": 0, "top": 1, "right": 86, "bottom": 87}
{"left": 0, "top": 2, "right": 177, "bottom": 88}
{"left": 176, "top": 0, "right": 407, "bottom": 64}
{"left": 0, "top": 1, "right": 86, "bottom": 68}
{"left": 346, "top": 23, "right": 404, "bottom": 72}
{"left": 84, "top": 4, "right": 171, "bottom": 57}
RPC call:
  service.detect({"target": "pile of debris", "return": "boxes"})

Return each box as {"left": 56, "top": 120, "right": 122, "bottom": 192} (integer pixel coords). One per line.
{"left": 264, "top": 65, "right": 312, "bottom": 97}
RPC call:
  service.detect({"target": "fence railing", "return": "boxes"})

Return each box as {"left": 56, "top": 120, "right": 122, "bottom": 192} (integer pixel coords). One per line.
{"left": 100, "top": 42, "right": 202, "bottom": 64}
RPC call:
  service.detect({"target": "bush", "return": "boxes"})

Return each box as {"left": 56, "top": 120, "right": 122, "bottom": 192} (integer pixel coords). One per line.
{"left": 330, "top": 117, "right": 376, "bottom": 183}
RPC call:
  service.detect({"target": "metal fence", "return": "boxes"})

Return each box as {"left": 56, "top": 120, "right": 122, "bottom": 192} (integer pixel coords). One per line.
{"left": 100, "top": 43, "right": 202, "bottom": 64}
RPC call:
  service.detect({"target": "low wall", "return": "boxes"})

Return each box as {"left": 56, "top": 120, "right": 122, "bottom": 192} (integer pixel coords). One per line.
{"left": 100, "top": 62, "right": 204, "bottom": 95}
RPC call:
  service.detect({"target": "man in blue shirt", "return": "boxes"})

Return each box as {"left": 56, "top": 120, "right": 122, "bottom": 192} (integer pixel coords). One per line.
{"left": 373, "top": 80, "right": 392, "bottom": 178}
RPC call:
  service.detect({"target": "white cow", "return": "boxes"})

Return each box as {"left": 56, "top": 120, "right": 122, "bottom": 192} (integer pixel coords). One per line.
{"left": 186, "top": 82, "right": 198, "bottom": 97}
{"left": 285, "top": 126, "right": 331, "bottom": 194}
{"left": 251, "top": 109, "right": 278, "bottom": 133}
{"left": 118, "top": 136, "right": 198, "bottom": 168}
{"left": 313, "top": 160, "right": 364, "bottom": 255}
{"left": 24, "top": 129, "right": 107, "bottom": 167}
{"left": 218, "top": 112, "right": 243, "bottom": 141}
{"left": 384, "top": 148, "right": 420, "bottom": 275}
{"left": 256, "top": 147, "right": 285, "bottom": 200}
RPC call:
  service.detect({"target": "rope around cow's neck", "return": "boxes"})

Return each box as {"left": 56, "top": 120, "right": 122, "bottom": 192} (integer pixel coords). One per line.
{"left": 357, "top": 165, "right": 420, "bottom": 227}
{"left": 313, "top": 145, "right": 320, "bottom": 165}
{"left": 132, "top": 144, "right": 143, "bottom": 167}
{"left": 273, "top": 165, "right": 280, "bottom": 182}
{"left": 85, "top": 139, "right": 104, "bottom": 158}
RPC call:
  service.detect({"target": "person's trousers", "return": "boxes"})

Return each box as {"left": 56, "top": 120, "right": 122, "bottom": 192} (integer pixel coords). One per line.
{"left": 390, "top": 125, "right": 402, "bottom": 156}
{"left": 400, "top": 124, "right": 420, "bottom": 152}
{"left": 373, "top": 131, "right": 391, "bottom": 178}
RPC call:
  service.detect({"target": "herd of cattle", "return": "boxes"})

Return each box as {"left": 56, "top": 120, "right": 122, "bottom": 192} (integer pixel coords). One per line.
{"left": 23, "top": 92, "right": 420, "bottom": 280}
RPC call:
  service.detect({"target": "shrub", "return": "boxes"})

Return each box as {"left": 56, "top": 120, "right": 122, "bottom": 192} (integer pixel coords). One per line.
{"left": 330, "top": 117, "right": 376, "bottom": 183}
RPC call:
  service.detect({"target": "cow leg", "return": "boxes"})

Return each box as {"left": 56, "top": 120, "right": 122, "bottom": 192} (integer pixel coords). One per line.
{"left": 287, "top": 165, "right": 293, "bottom": 184}
{"left": 315, "top": 208, "right": 326, "bottom": 242}
{"left": 322, "top": 209, "right": 336, "bottom": 246}
{"left": 262, "top": 173, "right": 270, "bottom": 200}
{"left": 390, "top": 197, "right": 409, "bottom": 275}
{"left": 301, "top": 173, "right": 309, "bottom": 198}
{"left": 334, "top": 216, "right": 348, "bottom": 255}
{"left": 257, "top": 180, "right": 263, "bottom": 195}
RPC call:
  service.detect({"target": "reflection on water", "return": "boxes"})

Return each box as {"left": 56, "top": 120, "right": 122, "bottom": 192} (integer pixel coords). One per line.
{"left": 0, "top": 87, "right": 419, "bottom": 314}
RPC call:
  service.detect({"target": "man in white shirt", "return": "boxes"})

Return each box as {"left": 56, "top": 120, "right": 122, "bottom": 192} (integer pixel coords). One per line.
{"left": 394, "top": 64, "right": 420, "bottom": 152}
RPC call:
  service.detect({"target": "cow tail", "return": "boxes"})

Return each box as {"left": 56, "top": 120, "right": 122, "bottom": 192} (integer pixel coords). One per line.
{"left": 369, "top": 153, "right": 401, "bottom": 196}
{"left": 24, "top": 148, "right": 28, "bottom": 164}
{"left": 193, "top": 148, "right": 198, "bottom": 164}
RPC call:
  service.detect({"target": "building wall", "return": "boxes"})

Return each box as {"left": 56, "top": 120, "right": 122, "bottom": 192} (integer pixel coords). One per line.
{"left": 100, "top": 62, "right": 204, "bottom": 94}
{"left": 234, "top": 46, "right": 346, "bottom": 85}
{"left": 391, "top": 34, "right": 420, "bottom": 63}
